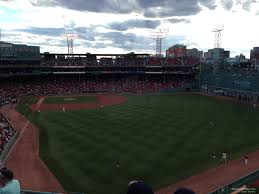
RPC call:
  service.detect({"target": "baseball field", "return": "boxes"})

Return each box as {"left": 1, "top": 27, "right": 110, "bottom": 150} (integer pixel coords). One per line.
{"left": 16, "top": 93, "right": 259, "bottom": 194}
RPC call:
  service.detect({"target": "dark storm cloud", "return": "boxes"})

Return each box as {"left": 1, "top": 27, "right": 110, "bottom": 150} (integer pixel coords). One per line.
{"left": 107, "top": 19, "right": 161, "bottom": 31}
{"left": 30, "top": 0, "right": 217, "bottom": 17}
{"left": 221, "top": 0, "right": 234, "bottom": 10}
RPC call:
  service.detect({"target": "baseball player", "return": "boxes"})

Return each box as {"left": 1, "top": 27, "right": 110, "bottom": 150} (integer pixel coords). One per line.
{"left": 222, "top": 152, "right": 227, "bottom": 163}
{"left": 211, "top": 152, "right": 216, "bottom": 159}
{"left": 116, "top": 160, "right": 120, "bottom": 168}
{"left": 244, "top": 155, "right": 248, "bottom": 165}
{"left": 210, "top": 120, "right": 214, "bottom": 127}
{"left": 62, "top": 107, "right": 66, "bottom": 112}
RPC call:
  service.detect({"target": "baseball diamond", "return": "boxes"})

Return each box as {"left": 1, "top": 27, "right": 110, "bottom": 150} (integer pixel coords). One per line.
{"left": 1, "top": 92, "right": 258, "bottom": 194}
{"left": 0, "top": 33, "right": 259, "bottom": 194}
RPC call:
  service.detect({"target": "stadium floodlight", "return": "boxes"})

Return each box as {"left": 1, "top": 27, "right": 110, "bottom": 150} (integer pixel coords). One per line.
{"left": 149, "top": 28, "right": 169, "bottom": 56}
{"left": 212, "top": 25, "right": 224, "bottom": 48}
{"left": 62, "top": 33, "right": 78, "bottom": 56}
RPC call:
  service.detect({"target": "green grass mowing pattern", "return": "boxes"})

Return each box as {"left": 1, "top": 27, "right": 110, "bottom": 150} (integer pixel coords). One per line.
{"left": 43, "top": 96, "right": 96, "bottom": 104}
{"left": 17, "top": 94, "right": 259, "bottom": 194}
{"left": 16, "top": 97, "right": 39, "bottom": 118}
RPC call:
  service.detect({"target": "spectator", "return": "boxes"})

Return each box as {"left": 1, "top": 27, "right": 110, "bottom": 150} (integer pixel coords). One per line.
{"left": 174, "top": 188, "right": 195, "bottom": 194}
{"left": 127, "top": 181, "right": 153, "bottom": 194}
{"left": 0, "top": 169, "right": 20, "bottom": 194}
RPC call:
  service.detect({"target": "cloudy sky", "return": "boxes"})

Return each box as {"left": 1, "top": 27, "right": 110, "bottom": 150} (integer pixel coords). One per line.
{"left": 0, "top": 0, "right": 259, "bottom": 57}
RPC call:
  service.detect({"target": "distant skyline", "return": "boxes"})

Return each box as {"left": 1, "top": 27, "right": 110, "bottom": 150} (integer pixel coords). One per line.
{"left": 0, "top": 0, "right": 259, "bottom": 57}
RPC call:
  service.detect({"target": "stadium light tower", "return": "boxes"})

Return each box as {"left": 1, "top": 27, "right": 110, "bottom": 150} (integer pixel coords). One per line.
{"left": 212, "top": 25, "right": 224, "bottom": 48}
{"left": 61, "top": 14, "right": 78, "bottom": 56}
{"left": 63, "top": 33, "right": 78, "bottom": 56}
{"left": 150, "top": 28, "right": 169, "bottom": 56}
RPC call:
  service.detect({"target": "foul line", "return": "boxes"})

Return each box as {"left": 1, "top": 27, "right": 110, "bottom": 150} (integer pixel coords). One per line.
{"left": 3, "top": 97, "right": 45, "bottom": 163}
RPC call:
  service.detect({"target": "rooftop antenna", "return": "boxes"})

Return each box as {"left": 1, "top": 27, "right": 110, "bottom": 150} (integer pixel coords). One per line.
{"left": 212, "top": 25, "right": 224, "bottom": 48}
{"left": 149, "top": 28, "right": 169, "bottom": 56}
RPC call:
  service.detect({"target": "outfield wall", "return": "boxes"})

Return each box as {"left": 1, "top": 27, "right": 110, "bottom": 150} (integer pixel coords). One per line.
{"left": 201, "top": 73, "right": 259, "bottom": 93}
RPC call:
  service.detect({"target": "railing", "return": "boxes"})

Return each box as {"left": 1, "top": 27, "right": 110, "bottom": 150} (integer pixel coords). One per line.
{"left": 21, "top": 189, "right": 84, "bottom": 194}
{"left": 208, "top": 169, "right": 259, "bottom": 194}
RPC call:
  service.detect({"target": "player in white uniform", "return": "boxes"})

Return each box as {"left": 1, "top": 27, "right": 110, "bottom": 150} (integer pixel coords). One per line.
{"left": 222, "top": 152, "right": 227, "bottom": 163}
{"left": 62, "top": 107, "right": 66, "bottom": 112}
{"left": 244, "top": 155, "right": 248, "bottom": 165}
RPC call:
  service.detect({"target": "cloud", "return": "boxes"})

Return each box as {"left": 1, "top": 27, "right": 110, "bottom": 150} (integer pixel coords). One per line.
{"left": 96, "top": 31, "right": 155, "bottom": 51}
{"left": 140, "top": 0, "right": 216, "bottom": 18}
{"left": 10, "top": 26, "right": 156, "bottom": 51}
{"left": 15, "top": 26, "right": 96, "bottom": 41}
{"left": 236, "top": 0, "right": 257, "bottom": 11}
{"left": 30, "top": 0, "right": 138, "bottom": 14}
{"left": 167, "top": 18, "right": 190, "bottom": 24}
{"left": 221, "top": 0, "right": 234, "bottom": 10}
{"left": 30, "top": 0, "right": 217, "bottom": 18}
{"left": 199, "top": 0, "right": 217, "bottom": 9}
{"left": 107, "top": 19, "right": 161, "bottom": 31}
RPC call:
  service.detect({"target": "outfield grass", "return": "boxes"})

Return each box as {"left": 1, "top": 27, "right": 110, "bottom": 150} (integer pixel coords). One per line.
{"left": 17, "top": 94, "right": 259, "bottom": 194}
{"left": 43, "top": 96, "right": 96, "bottom": 104}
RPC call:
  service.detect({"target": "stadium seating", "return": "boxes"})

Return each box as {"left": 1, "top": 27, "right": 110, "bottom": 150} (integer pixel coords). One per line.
{"left": 0, "top": 76, "right": 188, "bottom": 105}
{"left": 40, "top": 56, "right": 199, "bottom": 67}
{"left": 0, "top": 115, "right": 16, "bottom": 155}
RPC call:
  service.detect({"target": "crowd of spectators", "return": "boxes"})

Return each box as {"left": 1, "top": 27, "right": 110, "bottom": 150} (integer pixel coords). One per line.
{"left": 0, "top": 115, "right": 16, "bottom": 155}
{"left": 40, "top": 56, "right": 200, "bottom": 67}
{"left": 0, "top": 76, "right": 189, "bottom": 105}
{"left": 126, "top": 181, "right": 195, "bottom": 194}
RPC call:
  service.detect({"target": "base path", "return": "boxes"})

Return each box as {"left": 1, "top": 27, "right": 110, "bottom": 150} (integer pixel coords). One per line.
{"left": 0, "top": 105, "right": 65, "bottom": 192}
{"left": 30, "top": 94, "right": 127, "bottom": 111}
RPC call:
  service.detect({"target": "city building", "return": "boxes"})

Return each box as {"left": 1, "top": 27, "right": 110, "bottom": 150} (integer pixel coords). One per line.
{"left": 204, "top": 51, "right": 211, "bottom": 60}
{"left": 250, "top": 47, "right": 259, "bottom": 70}
{"left": 186, "top": 48, "right": 203, "bottom": 59}
{"left": 166, "top": 44, "right": 187, "bottom": 58}
{"left": 0, "top": 41, "right": 40, "bottom": 61}
{"left": 205, "top": 48, "right": 230, "bottom": 61}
